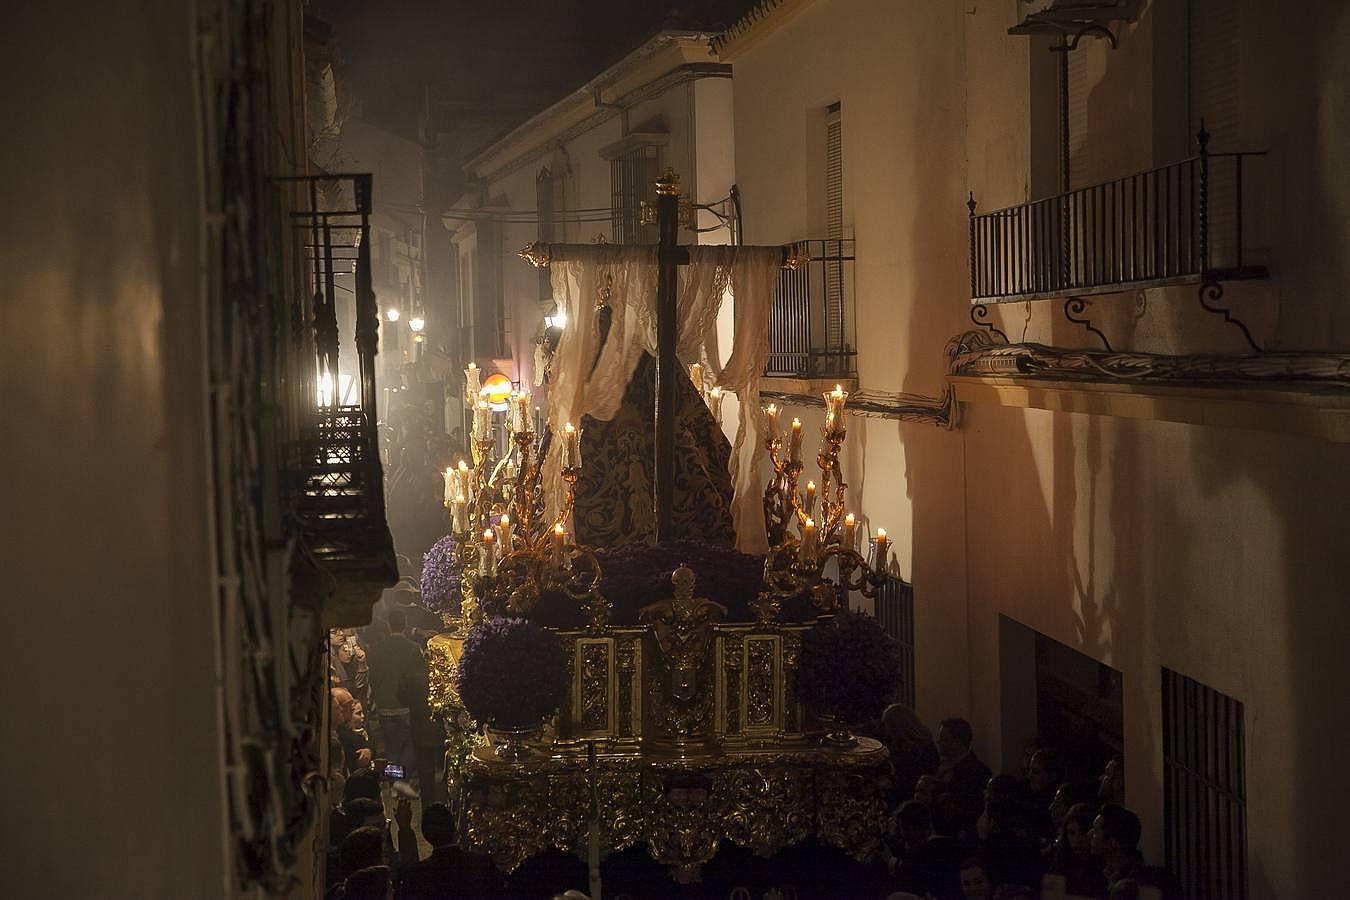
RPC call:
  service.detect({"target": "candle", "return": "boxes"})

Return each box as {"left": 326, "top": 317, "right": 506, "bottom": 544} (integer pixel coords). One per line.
{"left": 473, "top": 400, "right": 491, "bottom": 442}
{"left": 452, "top": 494, "right": 469, "bottom": 532}
{"left": 843, "top": 513, "right": 857, "bottom": 550}
{"left": 789, "top": 418, "right": 804, "bottom": 463}
{"left": 799, "top": 517, "right": 817, "bottom": 563}
{"left": 764, "top": 404, "right": 780, "bottom": 442}
{"left": 479, "top": 529, "right": 497, "bottom": 575}
{"left": 690, "top": 362, "right": 704, "bottom": 393}
{"left": 552, "top": 523, "right": 566, "bottom": 567}
{"left": 443, "top": 467, "right": 455, "bottom": 504}
{"left": 465, "top": 363, "right": 481, "bottom": 405}
{"left": 498, "top": 513, "right": 512, "bottom": 550}
{"left": 512, "top": 391, "right": 533, "bottom": 434}
{"left": 874, "top": 528, "right": 890, "bottom": 569}
{"left": 457, "top": 460, "right": 472, "bottom": 500}
{"left": 804, "top": 481, "right": 817, "bottom": 517}
{"left": 708, "top": 386, "right": 723, "bottom": 422}
{"left": 560, "top": 422, "right": 581, "bottom": 471}
{"left": 824, "top": 384, "right": 849, "bottom": 435}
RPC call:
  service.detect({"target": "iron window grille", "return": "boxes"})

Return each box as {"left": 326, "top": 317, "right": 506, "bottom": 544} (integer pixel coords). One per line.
{"left": 874, "top": 576, "right": 916, "bottom": 708}
{"left": 1162, "top": 667, "right": 1247, "bottom": 900}
{"left": 537, "top": 166, "right": 564, "bottom": 302}
{"left": 766, "top": 238, "right": 857, "bottom": 379}
{"left": 610, "top": 144, "right": 662, "bottom": 245}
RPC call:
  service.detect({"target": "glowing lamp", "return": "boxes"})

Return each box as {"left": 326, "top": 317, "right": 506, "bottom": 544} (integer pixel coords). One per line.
{"left": 479, "top": 373, "right": 514, "bottom": 412}
{"left": 385, "top": 308, "right": 401, "bottom": 322}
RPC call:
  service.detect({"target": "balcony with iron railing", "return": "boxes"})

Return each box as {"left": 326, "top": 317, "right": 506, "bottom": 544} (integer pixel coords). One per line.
{"left": 280, "top": 172, "right": 398, "bottom": 624}
{"left": 968, "top": 129, "right": 1267, "bottom": 309}
{"left": 766, "top": 238, "right": 857, "bottom": 380}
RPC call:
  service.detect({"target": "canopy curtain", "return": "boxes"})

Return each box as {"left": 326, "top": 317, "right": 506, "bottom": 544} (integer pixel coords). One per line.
{"left": 541, "top": 244, "right": 779, "bottom": 553}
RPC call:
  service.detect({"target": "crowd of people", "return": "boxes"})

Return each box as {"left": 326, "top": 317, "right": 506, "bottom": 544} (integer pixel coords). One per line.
{"left": 876, "top": 709, "right": 1178, "bottom": 900}
{"left": 327, "top": 599, "right": 485, "bottom": 898}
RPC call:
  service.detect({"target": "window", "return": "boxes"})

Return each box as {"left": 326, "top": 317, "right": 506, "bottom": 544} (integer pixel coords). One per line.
{"left": 823, "top": 103, "right": 845, "bottom": 351}
{"left": 874, "top": 576, "right": 914, "bottom": 708}
{"left": 1162, "top": 668, "right": 1247, "bottom": 900}
{"left": 609, "top": 143, "right": 661, "bottom": 245}
{"left": 536, "top": 166, "right": 564, "bottom": 301}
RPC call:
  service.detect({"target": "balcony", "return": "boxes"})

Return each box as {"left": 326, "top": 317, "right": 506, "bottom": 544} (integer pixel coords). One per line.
{"left": 766, "top": 238, "right": 857, "bottom": 380}
{"left": 968, "top": 133, "right": 1266, "bottom": 304}
{"left": 282, "top": 173, "right": 398, "bottom": 625}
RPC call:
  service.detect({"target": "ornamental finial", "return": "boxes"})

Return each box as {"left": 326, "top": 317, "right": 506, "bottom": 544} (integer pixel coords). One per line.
{"left": 518, "top": 242, "right": 551, "bottom": 268}
{"left": 655, "top": 168, "right": 681, "bottom": 197}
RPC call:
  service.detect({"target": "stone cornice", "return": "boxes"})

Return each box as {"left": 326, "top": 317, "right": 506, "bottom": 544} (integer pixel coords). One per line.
{"left": 710, "top": 0, "right": 818, "bottom": 61}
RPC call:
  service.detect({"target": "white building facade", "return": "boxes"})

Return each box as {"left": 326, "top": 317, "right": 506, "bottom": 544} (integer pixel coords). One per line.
{"left": 719, "top": 1, "right": 1350, "bottom": 897}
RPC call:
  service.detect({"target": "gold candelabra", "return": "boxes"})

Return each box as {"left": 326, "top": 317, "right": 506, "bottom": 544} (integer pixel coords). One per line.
{"left": 443, "top": 370, "right": 608, "bottom": 627}
{"left": 753, "top": 386, "right": 891, "bottom": 622}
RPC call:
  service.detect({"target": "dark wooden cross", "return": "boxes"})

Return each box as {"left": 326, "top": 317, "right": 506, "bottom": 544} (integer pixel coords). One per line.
{"left": 522, "top": 170, "right": 799, "bottom": 543}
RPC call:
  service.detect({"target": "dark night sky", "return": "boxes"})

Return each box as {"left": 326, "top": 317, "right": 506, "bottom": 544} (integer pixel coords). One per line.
{"left": 321, "top": 0, "right": 759, "bottom": 143}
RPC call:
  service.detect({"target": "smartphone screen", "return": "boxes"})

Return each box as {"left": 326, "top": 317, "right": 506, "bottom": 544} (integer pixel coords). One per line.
{"left": 383, "top": 763, "right": 404, "bottom": 780}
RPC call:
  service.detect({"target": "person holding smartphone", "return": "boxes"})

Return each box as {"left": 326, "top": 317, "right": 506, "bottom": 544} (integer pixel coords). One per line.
{"left": 331, "top": 628, "right": 372, "bottom": 714}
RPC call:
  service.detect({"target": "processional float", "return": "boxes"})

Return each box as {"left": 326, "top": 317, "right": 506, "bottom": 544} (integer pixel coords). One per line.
{"left": 425, "top": 171, "right": 899, "bottom": 883}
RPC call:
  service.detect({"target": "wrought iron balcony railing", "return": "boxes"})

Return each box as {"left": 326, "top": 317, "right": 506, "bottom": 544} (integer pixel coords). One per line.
{"left": 968, "top": 129, "right": 1267, "bottom": 304}
{"left": 280, "top": 173, "right": 397, "bottom": 621}
{"left": 766, "top": 238, "right": 857, "bottom": 379}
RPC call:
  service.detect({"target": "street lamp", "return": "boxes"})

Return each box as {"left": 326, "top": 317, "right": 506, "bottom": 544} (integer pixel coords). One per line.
{"left": 409, "top": 315, "right": 425, "bottom": 333}
{"left": 385, "top": 308, "right": 401, "bottom": 323}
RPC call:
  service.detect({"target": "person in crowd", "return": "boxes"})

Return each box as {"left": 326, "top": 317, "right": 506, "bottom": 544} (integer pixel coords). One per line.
{"left": 340, "top": 699, "right": 374, "bottom": 772}
{"left": 1098, "top": 758, "right": 1124, "bottom": 806}
{"left": 922, "top": 793, "right": 970, "bottom": 899}
{"left": 344, "top": 798, "right": 386, "bottom": 831}
{"left": 1025, "top": 749, "right": 1060, "bottom": 807}
{"left": 890, "top": 801, "right": 935, "bottom": 895}
{"left": 1046, "top": 802, "right": 1107, "bottom": 898}
{"left": 1047, "top": 780, "right": 1097, "bottom": 836}
{"left": 403, "top": 653, "right": 441, "bottom": 803}
{"left": 366, "top": 609, "right": 427, "bottom": 772}
{"left": 1090, "top": 804, "right": 1143, "bottom": 885}
{"left": 880, "top": 704, "right": 941, "bottom": 806}
{"left": 345, "top": 865, "right": 394, "bottom": 900}
{"left": 341, "top": 768, "right": 420, "bottom": 871}
{"left": 398, "top": 801, "right": 500, "bottom": 899}
{"left": 958, "top": 855, "right": 996, "bottom": 900}
{"left": 937, "top": 718, "right": 992, "bottom": 821}
{"left": 331, "top": 629, "right": 372, "bottom": 711}
{"left": 914, "top": 774, "right": 944, "bottom": 807}
{"left": 329, "top": 827, "right": 387, "bottom": 899}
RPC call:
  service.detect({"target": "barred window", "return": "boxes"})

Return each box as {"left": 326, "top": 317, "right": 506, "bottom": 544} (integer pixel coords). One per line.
{"left": 609, "top": 143, "right": 661, "bottom": 245}
{"left": 536, "top": 166, "right": 564, "bottom": 302}
{"left": 1162, "top": 668, "right": 1247, "bottom": 899}
{"left": 874, "top": 576, "right": 914, "bottom": 708}
{"left": 823, "top": 103, "right": 846, "bottom": 352}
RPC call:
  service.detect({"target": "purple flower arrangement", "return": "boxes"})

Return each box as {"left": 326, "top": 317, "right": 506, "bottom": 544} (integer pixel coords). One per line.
{"left": 419, "top": 534, "right": 461, "bottom": 615}
{"left": 455, "top": 616, "right": 568, "bottom": 729}
{"left": 796, "top": 608, "right": 902, "bottom": 727}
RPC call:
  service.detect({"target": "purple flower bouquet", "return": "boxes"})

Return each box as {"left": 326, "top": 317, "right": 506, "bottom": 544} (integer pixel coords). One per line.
{"left": 455, "top": 616, "right": 567, "bottom": 729}
{"left": 797, "top": 608, "right": 902, "bottom": 727}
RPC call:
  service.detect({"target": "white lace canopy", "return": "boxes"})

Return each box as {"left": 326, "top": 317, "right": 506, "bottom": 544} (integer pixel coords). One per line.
{"left": 542, "top": 244, "right": 780, "bottom": 553}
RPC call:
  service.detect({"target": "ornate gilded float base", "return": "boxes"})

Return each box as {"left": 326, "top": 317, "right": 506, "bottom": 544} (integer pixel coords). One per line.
{"left": 458, "top": 739, "right": 890, "bottom": 880}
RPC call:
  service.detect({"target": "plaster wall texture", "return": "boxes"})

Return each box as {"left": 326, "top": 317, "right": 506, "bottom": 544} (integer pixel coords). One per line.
{"left": 730, "top": 0, "right": 1350, "bottom": 895}
{"left": 1, "top": 2, "right": 228, "bottom": 897}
